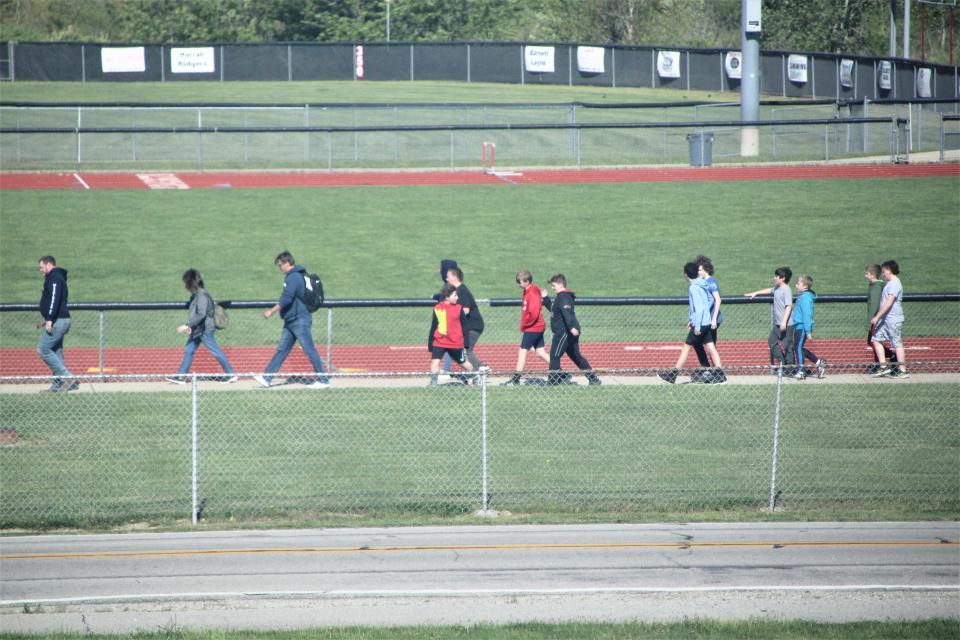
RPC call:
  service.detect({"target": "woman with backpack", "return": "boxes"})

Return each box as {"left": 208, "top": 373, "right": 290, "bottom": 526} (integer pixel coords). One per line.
{"left": 167, "top": 268, "right": 238, "bottom": 384}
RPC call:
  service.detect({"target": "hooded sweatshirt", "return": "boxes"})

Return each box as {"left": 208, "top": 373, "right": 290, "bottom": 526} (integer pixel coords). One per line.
{"left": 790, "top": 289, "right": 817, "bottom": 333}
{"left": 277, "top": 265, "right": 310, "bottom": 324}
{"left": 519, "top": 283, "right": 546, "bottom": 332}
{"left": 545, "top": 289, "right": 581, "bottom": 335}
{"left": 688, "top": 277, "right": 712, "bottom": 328}
{"left": 39, "top": 267, "right": 70, "bottom": 321}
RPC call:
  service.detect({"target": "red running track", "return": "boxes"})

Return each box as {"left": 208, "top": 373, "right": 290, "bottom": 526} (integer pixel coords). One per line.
{"left": 1, "top": 163, "right": 958, "bottom": 191}
{"left": 2, "top": 337, "right": 957, "bottom": 377}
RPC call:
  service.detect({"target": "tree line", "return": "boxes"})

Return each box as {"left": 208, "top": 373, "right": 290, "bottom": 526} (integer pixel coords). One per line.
{"left": 1, "top": 0, "right": 956, "bottom": 64}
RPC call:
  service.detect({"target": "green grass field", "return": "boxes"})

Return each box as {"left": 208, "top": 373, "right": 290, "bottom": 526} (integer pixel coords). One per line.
{"left": 2, "top": 179, "right": 958, "bottom": 302}
{"left": 2, "top": 383, "right": 957, "bottom": 528}
{"left": 2, "top": 619, "right": 957, "bottom": 640}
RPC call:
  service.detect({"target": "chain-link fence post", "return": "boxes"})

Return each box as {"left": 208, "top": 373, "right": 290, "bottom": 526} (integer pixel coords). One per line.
{"left": 191, "top": 373, "right": 200, "bottom": 525}
{"left": 326, "top": 307, "right": 334, "bottom": 371}
{"left": 98, "top": 310, "right": 105, "bottom": 381}
{"left": 768, "top": 364, "right": 784, "bottom": 513}
{"left": 480, "top": 369, "right": 490, "bottom": 513}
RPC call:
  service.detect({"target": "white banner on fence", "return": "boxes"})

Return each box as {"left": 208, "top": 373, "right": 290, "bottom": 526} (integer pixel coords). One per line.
{"left": 355, "top": 45, "right": 365, "bottom": 79}
{"left": 878, "top": 61, "right": 892, "bottom": 90}
{"left": 657, "top": 51, "right": 681, "bottom": 78}
{"left": 725, "top": 51, "right": 742, "bottom": 79}
{"left": 787, "top": 54, "right": 808, "bottom": 83}
{"left": 170, "top": 47, "right": 215, "bottom": 73}
{"left": 101, "top": 47, "right": 145, "bottom": 73}
{"left": 525, "top": 46, "right": 555, "bottom": 73}
{"left": 840, "top": 59, "right": 855, "bottom": 88}
{"left": 577, "top": 46, "right": 605, "bottom": 74}
{"left": 917, "top": 67, "right": 932, "bottom": 98}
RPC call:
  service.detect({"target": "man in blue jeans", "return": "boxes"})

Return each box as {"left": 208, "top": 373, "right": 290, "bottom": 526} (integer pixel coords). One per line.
{"left": 254, "top": 251, "right": 330, "bottom": 389}
{"left": 37, "top": 255, "right": 78, "bottom": 392}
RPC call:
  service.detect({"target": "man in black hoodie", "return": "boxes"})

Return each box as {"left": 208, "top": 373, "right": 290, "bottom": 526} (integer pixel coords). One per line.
{"left": 543, "top": 273, "right": 601, "bottom": 386}
{"left": 37, "top": 255, "right": 77, "bottom": 392}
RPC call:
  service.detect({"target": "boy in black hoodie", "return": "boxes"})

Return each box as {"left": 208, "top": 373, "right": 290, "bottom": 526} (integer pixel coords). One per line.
{"left": 543, "top": 274, "right": 601, "bottom": 386}
{"left": 37, "top": 255, "right": 78, "bottom": 392}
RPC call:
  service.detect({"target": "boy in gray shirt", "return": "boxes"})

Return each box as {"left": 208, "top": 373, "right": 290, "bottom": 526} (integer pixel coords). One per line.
{"left": 870, "top": 260, "right": 908, "bottom": 378}
{"left": 745, "top": 267, "right": 794, "bottom": 369}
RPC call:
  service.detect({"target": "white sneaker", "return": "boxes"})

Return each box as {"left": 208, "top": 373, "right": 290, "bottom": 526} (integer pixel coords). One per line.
{"left": 437, "top": 374, "right": 451, "bottom": 384}
{"left": 478, "top": 365, "right": 491, "bottom": 373}
{"left": 253, "top": 375, "right": 271, "bottom": 388}
{"left": 166, "top": 376, "right": 187, "bottom": 385}
{"left": 306, "top": 380, "right": 330, "bottom": 389}
{"left": 221, "top": 375, "right": 239, "bottom": 384}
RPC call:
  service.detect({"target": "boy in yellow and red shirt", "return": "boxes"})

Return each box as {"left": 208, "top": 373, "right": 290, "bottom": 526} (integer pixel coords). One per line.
{"left": 428, "top": 283, "right": 475, "bottom": 385}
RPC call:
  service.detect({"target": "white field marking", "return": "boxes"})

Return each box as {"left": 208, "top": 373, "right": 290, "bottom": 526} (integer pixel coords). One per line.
{"left": 389, "top": 346, "right": 425, "bottom": 350}
{"left": 4, "top": 584, "right": 958, "bottom": 607}
{"left": 137, "top": 173, "right": 190, "bottom": 190}
{"left": 624, "top": 345, "right": 682, "bottom": 351}
{"left": 72, "top": 173, "right": 90, "bottom": 190}
{"left": 906, "top": 346, "right": 932, "bottom": 350}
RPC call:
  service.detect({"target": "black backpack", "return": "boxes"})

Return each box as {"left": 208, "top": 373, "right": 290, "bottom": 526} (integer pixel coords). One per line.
{"left": 302, "top": 273, "right": 325, "bottom": 312}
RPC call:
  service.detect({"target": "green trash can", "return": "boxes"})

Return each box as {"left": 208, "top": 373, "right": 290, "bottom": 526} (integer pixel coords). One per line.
{"left": 686, "top": 132, "right": 715, "bottom": 167}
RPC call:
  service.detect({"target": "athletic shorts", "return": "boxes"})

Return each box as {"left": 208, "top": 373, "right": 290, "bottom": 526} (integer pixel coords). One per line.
{"left": 431, "top": 346, "right": 466, "bottom": 363}
{"left": 872, "top": 321, "right": 903, "bottom": 348}
{"left": 520, "top": 331, "right": 545, "bottom": 350}
{"left": 685, "top": 326, "right": 713, "bottom": 347}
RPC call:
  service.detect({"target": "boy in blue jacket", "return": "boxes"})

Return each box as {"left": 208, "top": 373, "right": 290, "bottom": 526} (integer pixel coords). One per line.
{"left": 659, "top": 262, "right": 725, "bottom": 384}
{"left": 784, "top": 274, "right": 826, "bottom": 380}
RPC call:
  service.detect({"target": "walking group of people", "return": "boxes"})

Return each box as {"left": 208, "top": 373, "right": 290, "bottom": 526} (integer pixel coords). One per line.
{"left": 33, "top": 253, "right": 909, "bottom": 391}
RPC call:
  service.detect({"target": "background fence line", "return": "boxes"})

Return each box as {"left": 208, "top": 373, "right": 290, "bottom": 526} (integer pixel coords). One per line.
{"left": 1, "top": 366, "right": 957, "bottom": 528}
{"left": 3, "top": 41, "right": 958, "bottom": 102}
{"left": 1, "top": 294, "right": 958, "bottom": 377}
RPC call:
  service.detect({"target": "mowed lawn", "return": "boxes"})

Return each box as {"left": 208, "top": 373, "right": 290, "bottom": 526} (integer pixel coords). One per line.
{"left": 1, "top": 177, "right": 957, "bottom": 304}
{"left": 1, "top": 382, "right": 957, "bottom": 527}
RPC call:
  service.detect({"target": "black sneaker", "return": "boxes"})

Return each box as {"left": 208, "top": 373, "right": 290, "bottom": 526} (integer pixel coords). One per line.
{"left": 588, "top": 376, "right": 602, "bottom": 386}
{"left": 499, "top": 378, "right": 520, "bottom": 386}
{"left": 59, "top": 380, "right": 80, "bottom": 392}
{"left": 707, "top": 370, "right": 727, "bottom": 385}
{"left": 658, "top": 370, "right": 678, "bottom": 384}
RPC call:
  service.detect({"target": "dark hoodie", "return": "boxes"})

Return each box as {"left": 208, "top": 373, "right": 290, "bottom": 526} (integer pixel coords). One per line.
{"left": 39, "top": 267, "right": 70, "bottom": 321}
{"left": 544, "top": 289, "right": 580, "bottom": 335}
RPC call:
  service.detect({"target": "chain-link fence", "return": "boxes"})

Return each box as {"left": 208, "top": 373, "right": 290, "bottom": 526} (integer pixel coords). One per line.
{"left": 1, "top": 364, "right": 958, "bottom": 528}
{"left": 1, "top": 295, "right": 958, "bottom": 377}
{"left": 0, "top": 117, "right": 911, "bottom": 171}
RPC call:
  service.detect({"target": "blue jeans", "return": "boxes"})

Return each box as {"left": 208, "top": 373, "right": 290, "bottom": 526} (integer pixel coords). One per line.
{"left": 177, "top": 331, "right": 236, "bottom": 375}
{"left": 38, "top": 317, "right": 72, "bottom": 378}
{"left": 264, "top": 320, "right": 328, "bottom": 383}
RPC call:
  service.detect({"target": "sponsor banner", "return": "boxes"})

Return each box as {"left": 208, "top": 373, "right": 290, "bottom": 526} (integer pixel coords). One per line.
{"left": 787, "top": 54, "right": 807, "bottom": 83}
{"left": 355, "top": 45, "right": 364, "bottom": 79}
{"left": 525, "top": 45, "right": 555, "bottom": 73}
{"left": 917, "top": 67, "right": 932, "bottom": 98}
{"left": 879, "top": 60, "right": 892, "bottom": 90}
{"left": 171, "top": 47, "right": 215, "bottom": 74}
{"left": 840, "top": 59, "right": 854, "bottom": 88}
{"left": 577, "top": 46, "right": 604, "bottom": 74}
{"left": 101, "top": 47, "right": 145, "bottom": 73}
{"left": 724, "top": 51, "right": 742, "bottom": 79}
{"left": 657, "top": 51, "right": 681, "bottom": 79}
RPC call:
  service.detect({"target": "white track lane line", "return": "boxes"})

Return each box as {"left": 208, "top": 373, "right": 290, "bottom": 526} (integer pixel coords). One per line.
{"left": 72, "top": 173, "right": 90, "bottom": 190}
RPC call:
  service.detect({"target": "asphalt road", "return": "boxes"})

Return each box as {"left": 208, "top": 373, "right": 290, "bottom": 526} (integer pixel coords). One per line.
{"left": 1, "top": 522, "right": 958, "bottom": 633}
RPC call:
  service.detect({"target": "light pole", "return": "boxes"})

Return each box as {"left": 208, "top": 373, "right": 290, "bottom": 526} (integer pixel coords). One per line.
{"left": 386, "top": 0, "right": 391, "bottom": 42}
{"left": 740, "top": 0, "right": 761, "bottom": 156}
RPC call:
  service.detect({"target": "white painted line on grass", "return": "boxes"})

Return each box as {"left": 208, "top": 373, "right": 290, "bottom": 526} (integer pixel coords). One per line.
{"left": 4, "top": 584, "right": 957, "bottom": 607}
{"left": 73, "top": 173, "right": 90, "bottom": 190}
{"left": 624, "top": 345, "right": 682, "bottom": 351}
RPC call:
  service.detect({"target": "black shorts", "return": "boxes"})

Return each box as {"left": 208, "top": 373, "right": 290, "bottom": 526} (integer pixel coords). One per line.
{"left": 431, "top": 346, "right": 465, "bottom": 363}
{"left": 685, "top": 326, "right": 713, "bottom": 347}
{"left": 520, "top": 331, "right": 545, "bottom": 350}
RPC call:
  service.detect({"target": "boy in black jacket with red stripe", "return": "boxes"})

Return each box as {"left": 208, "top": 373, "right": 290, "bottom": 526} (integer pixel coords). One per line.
{"left": 543, "top": 274, "right": 601, "bottom": 386}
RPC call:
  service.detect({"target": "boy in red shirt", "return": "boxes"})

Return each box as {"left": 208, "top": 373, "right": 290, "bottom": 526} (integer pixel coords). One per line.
{"left": 428, "top": 284, "right": 475, "bottom": 385}
{"left": 501, "top": 270, "right": 551, "bottom": 386}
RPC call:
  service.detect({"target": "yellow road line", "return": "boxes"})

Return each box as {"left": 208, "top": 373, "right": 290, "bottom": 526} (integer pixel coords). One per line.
{"left": 2, "top": 539, "right": 956, "bottom": 561}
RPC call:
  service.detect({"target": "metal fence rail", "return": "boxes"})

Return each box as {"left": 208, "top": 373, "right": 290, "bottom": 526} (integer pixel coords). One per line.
{"left": 2, "top": 294, "right": 958, "bottom": 377}
{"left": 0, "top": 116, "right": 910, "bottom": 170}
{"left": 0, "top": 365, "right": 957, "bottom": 528}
